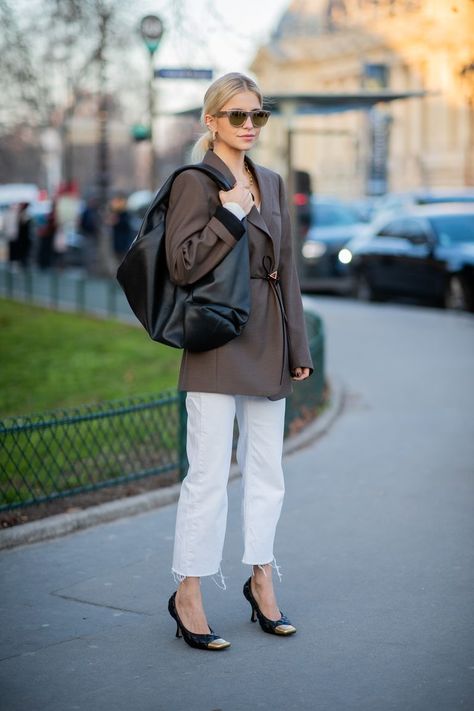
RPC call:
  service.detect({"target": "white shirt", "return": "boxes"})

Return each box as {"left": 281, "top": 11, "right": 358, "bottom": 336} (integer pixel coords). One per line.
{"left": 224, "top": 201, "right": 260, "bottom": 219}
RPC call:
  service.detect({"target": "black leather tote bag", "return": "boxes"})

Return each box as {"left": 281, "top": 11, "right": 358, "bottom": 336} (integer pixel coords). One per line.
{"left": 116, "top": 163, "right": 250, "bottom": 352}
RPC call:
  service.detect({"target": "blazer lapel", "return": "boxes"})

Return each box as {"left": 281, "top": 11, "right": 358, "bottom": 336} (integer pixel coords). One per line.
{"left": 245, "top": 156, "right": 277, "bottom": 250}
{"left": 203, "top": 150, "right": 276, "bottom": 253}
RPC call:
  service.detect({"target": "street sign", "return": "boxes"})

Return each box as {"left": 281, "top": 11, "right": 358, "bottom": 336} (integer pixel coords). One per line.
{"left": 140, "top": 15, "right": 164, "bottom": 55}
{"left": 155, "top": 68, "right": 213, "bottom": 80}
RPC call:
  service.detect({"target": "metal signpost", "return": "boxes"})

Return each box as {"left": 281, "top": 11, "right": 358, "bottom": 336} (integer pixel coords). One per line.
{"left": 139, "top": 12, "right": 213, "bottom": 189}
{"left": 139, "top": 15, "right": 164, "bottom": 190}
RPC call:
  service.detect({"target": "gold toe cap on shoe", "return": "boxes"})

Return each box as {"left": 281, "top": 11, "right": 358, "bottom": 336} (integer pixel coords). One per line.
{"left": 274, "top": 624, "right": 297, "bottom": 635}
{"left": 207, "top": 638, "right": 231, "bottom": 649}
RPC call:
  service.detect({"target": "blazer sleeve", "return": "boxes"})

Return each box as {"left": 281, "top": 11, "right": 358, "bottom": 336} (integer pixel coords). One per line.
{"left": 165, "top": 169, "right": 245, "bottom": 286}
{"left": 277, "top": 174, "right": 314, "bottom": 374}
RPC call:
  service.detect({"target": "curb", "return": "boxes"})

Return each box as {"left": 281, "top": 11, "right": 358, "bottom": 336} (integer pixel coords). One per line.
{"left": 0, "top": 373, "right": 346, "bottom": 552}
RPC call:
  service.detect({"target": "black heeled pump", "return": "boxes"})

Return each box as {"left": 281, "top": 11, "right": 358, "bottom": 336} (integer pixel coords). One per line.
{"left": 168, "top": 592, "right": 231, "bottom": 651}
{"left": 243, "top": 576, "right": 296, "bottom": 636}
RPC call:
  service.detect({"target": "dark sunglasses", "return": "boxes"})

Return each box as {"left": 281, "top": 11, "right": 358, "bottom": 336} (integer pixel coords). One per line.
{"left": 214, "top": 109, "right": 271, "bottom": 128}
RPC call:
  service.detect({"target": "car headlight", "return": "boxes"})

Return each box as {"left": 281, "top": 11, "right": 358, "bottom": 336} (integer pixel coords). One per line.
{"left": 338, "top": 248, "right": 352, "bottom": 264}
{"left": 302, "top": 241, "right": 326, "bottom": 259}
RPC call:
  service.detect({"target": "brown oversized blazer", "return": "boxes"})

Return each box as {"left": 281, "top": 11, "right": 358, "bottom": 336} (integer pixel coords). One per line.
{"left": 165, "top": 149, "right": 313, "bottom": 401}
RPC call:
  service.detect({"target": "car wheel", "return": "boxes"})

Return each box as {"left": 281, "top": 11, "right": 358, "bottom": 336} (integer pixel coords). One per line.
{"left": 444, "top": 276, "right": 469, "bottom": 311}
{"left": 354, "top": 272, "right": 383, "bottom": 302}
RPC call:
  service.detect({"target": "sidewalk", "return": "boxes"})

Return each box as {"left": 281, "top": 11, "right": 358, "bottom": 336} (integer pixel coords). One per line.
{"left": 1, "top": 297, "right": 473, "bottom": 710}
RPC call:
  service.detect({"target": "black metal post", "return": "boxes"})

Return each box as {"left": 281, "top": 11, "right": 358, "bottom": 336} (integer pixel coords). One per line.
{"left": 148, "top": 52, "right": 156, "bottom": 191}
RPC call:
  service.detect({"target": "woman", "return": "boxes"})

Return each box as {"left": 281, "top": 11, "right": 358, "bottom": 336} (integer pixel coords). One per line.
{"left": 166, "top": 72, "right": 313, "bottom": 651}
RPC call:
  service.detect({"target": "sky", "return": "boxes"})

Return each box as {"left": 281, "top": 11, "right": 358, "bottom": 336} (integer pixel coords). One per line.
{"left": 135, "top": 0, "right": 292, "bottom": 113}
{"left": 4, "top": 0, "right": 293, "bottom": 127}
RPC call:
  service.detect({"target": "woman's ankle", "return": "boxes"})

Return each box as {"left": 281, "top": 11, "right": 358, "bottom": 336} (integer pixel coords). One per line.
{"left": 177, "top": 576, "right": 201, "bottom": 597}
{"left": 252, "top": 564, "right": 273, "bottom": 585}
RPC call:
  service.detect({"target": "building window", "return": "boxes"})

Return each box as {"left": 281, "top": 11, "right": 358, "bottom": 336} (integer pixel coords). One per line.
{"left": 358, "top": 0, "right": 421, "bottom": 16}
{"left": 362, "top": 63, "right": 390, "bottom": 90}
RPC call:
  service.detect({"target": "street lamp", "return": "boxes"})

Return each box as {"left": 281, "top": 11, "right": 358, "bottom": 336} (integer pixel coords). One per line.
{"left": 139, "top": 14, "right": 164, "bottom": 191}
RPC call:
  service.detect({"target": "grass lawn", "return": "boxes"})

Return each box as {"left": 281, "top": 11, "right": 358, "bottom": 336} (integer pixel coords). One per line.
{"left": 0, "top": 299, "right": 181, "bottom": 418}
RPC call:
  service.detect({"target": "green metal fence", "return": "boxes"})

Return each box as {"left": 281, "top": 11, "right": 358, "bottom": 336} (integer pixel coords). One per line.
{"left": 0, "top": 264, "right": 129, "bottom": 320}
{"left": 0, "top": 312, "right": 325, "bottom": 512}
{"left": 285, "top": 310, "right": 325, "bottom": 433}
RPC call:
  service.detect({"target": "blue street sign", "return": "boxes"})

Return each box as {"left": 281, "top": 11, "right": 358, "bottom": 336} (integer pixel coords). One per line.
{"left": 155, "top": 68, "right": 213, "bottom": 80}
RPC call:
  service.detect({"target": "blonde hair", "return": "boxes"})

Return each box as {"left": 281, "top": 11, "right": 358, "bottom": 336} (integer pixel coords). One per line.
{"left": 190, "top": 72, "right": 263, "bottom": 163}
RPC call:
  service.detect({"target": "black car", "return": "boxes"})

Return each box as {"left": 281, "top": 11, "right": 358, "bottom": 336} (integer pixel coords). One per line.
{"left": 299, "top": 198, "right": 369, "bottom": 293}
{"left": 348, "top": 204, "right": 474, "bottom": 312}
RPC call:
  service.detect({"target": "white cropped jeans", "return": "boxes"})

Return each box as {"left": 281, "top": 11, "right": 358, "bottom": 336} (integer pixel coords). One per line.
{"left": 171, "top": 392, "right": 286, "bottom": 589}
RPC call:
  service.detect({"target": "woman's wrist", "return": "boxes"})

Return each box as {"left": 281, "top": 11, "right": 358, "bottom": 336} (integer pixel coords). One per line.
{"left": 222, "top": 202, "right": 246, "bottom": 221}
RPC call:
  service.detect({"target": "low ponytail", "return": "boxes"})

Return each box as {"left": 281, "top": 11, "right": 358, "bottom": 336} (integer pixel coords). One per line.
{"left": 190, "top": 131, "right": 214, "bottom": 163}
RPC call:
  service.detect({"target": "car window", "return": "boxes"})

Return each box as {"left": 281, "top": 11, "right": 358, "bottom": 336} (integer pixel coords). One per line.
{"left": 376, "top": 195, "right": 406, "bottom": 211}
{"left": 399, "top": 218, "right": 428, "bottom": 240}
{"left": 311, "top": 203, "right": 360, "bottom": 227}
{"left": 376, "top": 219, "right": 406, "bottom": 237}
{"left": 376, "top": 218, "right": 427, "bottom": 240}
{"left": 429, "top": 214, "right": 474, "bottom": 246}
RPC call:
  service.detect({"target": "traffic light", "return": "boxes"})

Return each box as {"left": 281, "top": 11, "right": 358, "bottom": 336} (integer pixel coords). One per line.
{"left": 131, "top": 124, "right": 152, "bottom": 142}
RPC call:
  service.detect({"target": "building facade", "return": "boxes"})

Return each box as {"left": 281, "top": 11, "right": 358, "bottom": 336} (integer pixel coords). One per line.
{"left": 250, "top": 0, "right": 474, "bottom": 197}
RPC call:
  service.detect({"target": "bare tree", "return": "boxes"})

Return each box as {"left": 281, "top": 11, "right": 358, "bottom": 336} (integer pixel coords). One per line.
{"left": 0, "top": 0, "right": 135, "bottom": 275}
{"left": 0, "top": 0, "right": 49, "bottom": 130}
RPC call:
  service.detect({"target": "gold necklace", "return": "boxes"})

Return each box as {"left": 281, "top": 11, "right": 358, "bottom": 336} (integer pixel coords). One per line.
{"left": 244, "top": 161, "right": 254, "bottom": 187}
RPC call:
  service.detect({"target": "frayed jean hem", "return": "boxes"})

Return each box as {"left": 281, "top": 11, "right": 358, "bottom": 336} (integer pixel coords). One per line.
{"left": 243, "top": 556, "right": 283, "bottom": 583}
{"left": 171, "top": 564, "right": 227, "bottom": 591}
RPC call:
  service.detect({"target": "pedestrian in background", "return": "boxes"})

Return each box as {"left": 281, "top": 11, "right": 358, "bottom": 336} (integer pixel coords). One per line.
{"left": 54, "top": 182, "right": 81, "bottom": 269}
{"left": 166, "top": 72, "right": 313, "bottom": 651}
{"left": 109, "top": 194, "right": 133, "bottom": 262}
{"left": 79, "top": 195, "right": 100, "bottom": 273}
{"left": 5, "top": 203, "right": 19, "bottom": 266}
{"left": 37, "top": 202, "right": 56, "bottom": 270}
{"left": 13, "top": 203, "right": 33, "bottom": 269}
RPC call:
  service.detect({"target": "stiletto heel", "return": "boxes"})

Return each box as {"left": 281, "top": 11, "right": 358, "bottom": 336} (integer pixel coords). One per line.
{"left": 168, "top": 592, "right": 231, "bottom": 651}
{"left": 243, "top": 576, "right": 296, "bottom": 636}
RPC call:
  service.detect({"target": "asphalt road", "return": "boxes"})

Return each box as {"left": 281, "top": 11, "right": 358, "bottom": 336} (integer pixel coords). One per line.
{"left": 1, "top": 296, "right": 473, "bottom": 711}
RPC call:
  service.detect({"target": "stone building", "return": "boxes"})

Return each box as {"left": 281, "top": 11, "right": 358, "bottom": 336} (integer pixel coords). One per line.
{"left": 250, "top": 0, "right": 474, "bottom": 197}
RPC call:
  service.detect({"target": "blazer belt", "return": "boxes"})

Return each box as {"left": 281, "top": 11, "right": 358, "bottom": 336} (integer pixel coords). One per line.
{"left": 251, "top": 256, "right": 288, "bottom": 384}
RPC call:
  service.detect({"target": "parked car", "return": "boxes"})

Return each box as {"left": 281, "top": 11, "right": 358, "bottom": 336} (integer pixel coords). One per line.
{"left": 299, "top": 198, "right": 370, "bottom": 293}
{"left": 372, "top": 188, "right": 474, "bottom": 223}
{"left": 347, "top": 203, "right": 474, "bottom": 311}
{"left": 0, "top": 183, "right": 40, "bottom": 209}
{"left": 346, "top": 197, "right": 380, "bottom": 223}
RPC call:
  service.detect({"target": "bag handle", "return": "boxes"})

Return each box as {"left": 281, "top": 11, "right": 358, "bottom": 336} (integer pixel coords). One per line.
{"left": 137, "top": 163, "right": 234, "bottom": 240}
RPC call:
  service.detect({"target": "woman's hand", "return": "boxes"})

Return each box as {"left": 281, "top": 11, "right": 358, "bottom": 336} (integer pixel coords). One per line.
{"left": 291, "top": 367, "right": 311, "bottom": 381}
{"left": 219, "top": 185, "right": 254, "bottom": 215}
